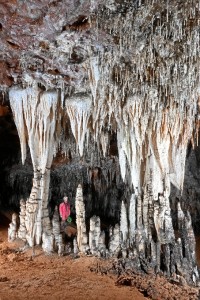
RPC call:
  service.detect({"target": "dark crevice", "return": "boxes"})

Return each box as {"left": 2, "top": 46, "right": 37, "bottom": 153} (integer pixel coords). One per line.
{"left": 62, "top": 15, "right": 89, "bottom": 32}
{"left": 6, "top": 40, "right": 20, "bottom": 49}
{"left": 69, "top": 15, "right": 88, "bottom": 28}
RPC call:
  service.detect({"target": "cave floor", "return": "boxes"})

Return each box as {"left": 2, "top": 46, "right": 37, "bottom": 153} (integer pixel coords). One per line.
{"left": 1, "top": 216, "right": 200, "bottom": 300}
{"left": 0, "top": 221, "right": 145, "bottom": 300}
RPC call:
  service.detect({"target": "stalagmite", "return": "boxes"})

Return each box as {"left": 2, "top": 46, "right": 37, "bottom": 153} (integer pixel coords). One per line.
{"left": 73, "top": 237, "right": 78, "bottom": 257}
{"left": 120, "top": 201, "right": 128, "bottom": 243}
{"left": 109, "top": 224, "right": 120, "bottom": 257}
{"left": 17, "top": 200, "right": 27, "bottom": 241}
{"left": 98, "top": 231, "right": 106, "bottom": 256}
{"left": 88, "top": 216, "right": 106, "bottom": 256}
{"left": 89, "top": 215, "right": 101, "bottom": 255}
{"left": 75, "top": 184, "right": 88, "bottom": 252}
{"left": 177, "top": 203, "right": 199, "bottom": 284}
{"left": 129, "top": 194, "right": 136, "bottom": 241}
{"left": 8, "top": 213, "right": 18, "bottom": 242}
{"left": 52, "top": 206, "right": 64, "bottom": 256}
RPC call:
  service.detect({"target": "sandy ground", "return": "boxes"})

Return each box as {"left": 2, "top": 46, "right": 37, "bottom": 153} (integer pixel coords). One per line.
{"left": 0, "top": 216, "right": 146, "bottom": 300}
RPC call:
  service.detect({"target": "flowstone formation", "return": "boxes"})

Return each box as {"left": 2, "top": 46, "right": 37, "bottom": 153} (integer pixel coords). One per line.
{"left": 0, "top": 0, "right": 200, "bottom": 286}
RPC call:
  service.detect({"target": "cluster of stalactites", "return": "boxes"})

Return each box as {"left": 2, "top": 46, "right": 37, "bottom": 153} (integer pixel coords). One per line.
{"left": 87, "top": 0, "right": 200, "bottom": 196}
{"left": 65, "top": 94, "right": 92, "bottom": 157}
{"left": 7, "top": 0, "right": 200, "bottom": 177}
{"left": 9, "top": 86, "right": 63, "bottom": 249}
{"left": 88, "top": 54, "right": 195, "bottom": 195}
{"left": 8, "top": 69, "right": 197, "bottom": 203}
{"left": 9, "top": 86, "right": 60, "bottom": 172}
{"left": 8, "top": 0, "right": 200, "bottom": 198}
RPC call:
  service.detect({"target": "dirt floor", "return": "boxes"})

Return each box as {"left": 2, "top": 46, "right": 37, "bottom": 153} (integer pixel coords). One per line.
{"left": 0, "top": 215, "right": 146, "bottom": 300}
{"left": 1, "top": 215, "right": 200, "bottom": 300}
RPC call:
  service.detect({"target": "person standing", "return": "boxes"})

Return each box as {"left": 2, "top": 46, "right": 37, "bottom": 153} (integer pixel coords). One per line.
{"left": 59, "top": 196, "right": 71, "bottom": 228}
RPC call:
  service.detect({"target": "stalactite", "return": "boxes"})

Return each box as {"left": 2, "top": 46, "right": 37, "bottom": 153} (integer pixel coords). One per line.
{"left": 65, "top": 95, "right": 92, "bottom": 157}
{"left": 89, "top": 57, "right": 100, "bottom": 106}
{"left": 99, "top": 131, "right": 109, "bottom": 157}
{"left": 8, "top": 88, "right": 27, "bottom": 164}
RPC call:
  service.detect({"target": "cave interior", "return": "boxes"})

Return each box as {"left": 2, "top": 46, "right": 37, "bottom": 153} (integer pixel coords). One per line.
{"left": 1, "top": 0, "right": 200, "bottom": 287}
{"left": 1, "top": 90, "right": 200, "bottom": 258}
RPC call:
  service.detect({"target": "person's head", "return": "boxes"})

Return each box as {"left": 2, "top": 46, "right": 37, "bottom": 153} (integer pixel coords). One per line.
{"left": 63, "top": 196, "right": 68, "bottom": 203}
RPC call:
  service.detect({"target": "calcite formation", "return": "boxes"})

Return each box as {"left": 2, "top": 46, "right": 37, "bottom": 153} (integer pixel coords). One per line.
{"left": 1, "top": 0, "right": 200, "bottom": 286}
{"left": 8, "top": 212, "right": 18, "bottom": 242}
{"left": 75, "top": 184, "right": 88, "bottom": 253}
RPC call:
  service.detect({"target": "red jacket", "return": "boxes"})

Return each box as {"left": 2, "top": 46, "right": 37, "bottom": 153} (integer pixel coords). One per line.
{"left": 59, "top": 202, "right": 71, "bottom": 221}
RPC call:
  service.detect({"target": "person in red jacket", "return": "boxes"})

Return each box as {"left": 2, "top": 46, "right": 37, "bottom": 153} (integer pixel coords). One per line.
{"left": 59, "top": 196, "right": 71, "bottom": 226}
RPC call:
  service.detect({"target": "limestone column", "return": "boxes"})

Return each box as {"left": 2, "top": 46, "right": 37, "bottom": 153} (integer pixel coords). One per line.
{"left": 75, "top": 184, "right": 88, "bottom": 252}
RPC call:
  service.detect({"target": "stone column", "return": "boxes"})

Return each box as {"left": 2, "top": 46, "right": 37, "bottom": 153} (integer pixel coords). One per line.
{"left": 75, "top": 184, "right": 88, "bottom": 252}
